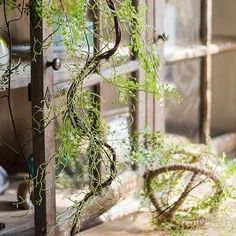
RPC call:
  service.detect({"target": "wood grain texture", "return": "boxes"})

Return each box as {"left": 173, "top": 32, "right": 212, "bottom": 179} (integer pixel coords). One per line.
{"left": 30, "top": 1, "right": 56, "bottom": 235}
{"left": 199, "top": 0, "right": 212, "bottom": 143}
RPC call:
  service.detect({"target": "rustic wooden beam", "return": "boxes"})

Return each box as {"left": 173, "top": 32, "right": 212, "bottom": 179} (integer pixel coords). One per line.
{"left": 199, "top": 0, "right": 212, "bottom": 143}
{"left": 30, "top": 1, "right": 56, "bottom": 235}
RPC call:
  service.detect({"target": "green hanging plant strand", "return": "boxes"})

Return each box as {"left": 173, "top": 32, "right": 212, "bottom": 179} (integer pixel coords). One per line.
{"left": 66, "top": 0, "right": 121, "bottom": 234}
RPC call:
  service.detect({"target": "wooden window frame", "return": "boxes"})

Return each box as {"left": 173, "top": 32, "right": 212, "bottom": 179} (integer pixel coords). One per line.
{"left": 6, "top": 0, "right": 226, "bottom": 234}
{"left": 27, "top": 0, "right": 151, "bottom": 235}
{"left": 164, "top": 0, "right": 236, "bottom": 143}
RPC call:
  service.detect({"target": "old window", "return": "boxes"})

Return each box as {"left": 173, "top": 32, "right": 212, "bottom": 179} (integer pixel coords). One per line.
{"left": 163, "top": 0, "right": 236, "bottom": 142}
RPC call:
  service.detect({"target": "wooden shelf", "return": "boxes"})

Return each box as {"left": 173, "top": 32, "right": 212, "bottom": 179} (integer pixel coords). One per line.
{"left": 165, "top": 36, "right": 236, "bottom": 64}
{"left": 9, "top": 60, "right": 139, "bottom": 91}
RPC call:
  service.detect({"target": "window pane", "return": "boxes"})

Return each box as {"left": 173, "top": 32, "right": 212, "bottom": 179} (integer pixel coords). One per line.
{"left": 101, "top": 78, "right": 130, "bottom": 117}
{"left": 213, "top": 0, "right": 236, "bottom": 37}
{"left": 164, "top": 0, "right": 201, "bottom": 47}
{"left": 212, "top": 51, "right": 236, "bottom": 136}
{"left": 164, "top": 59, "right": 201, "bottom": 141}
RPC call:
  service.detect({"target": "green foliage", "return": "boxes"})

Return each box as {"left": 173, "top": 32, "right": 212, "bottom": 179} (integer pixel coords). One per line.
{"left": 128, "top": 131, "right": 190, "bottom": 168}
{"left": 56, "top": 90, "right": 108, "bottom": 188}
{"left": 33, "top": 0, "right": 87, "bottom": 54}
{"left": 117, "top": 0, "right": 181, "bottom": 103}
{"left": 109, "top": 74, "right": 138, "bottom": 104}
{"left": 1, "top": 0, "right": 183, "bottom": 233}
{"left": 57, "top": 117, "right": 84, "bottom": 161}
{"left": 128, "top": 131, "right": 236, "bottom": 235}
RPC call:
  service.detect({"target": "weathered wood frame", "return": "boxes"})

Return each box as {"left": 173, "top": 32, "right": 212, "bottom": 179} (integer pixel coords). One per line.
{"left": 23, "top": 0, "right": 233, "bottom": 234}
{"left": 200, "top": 0, "right": 212, "bottom": 143}
{"left": 131, "top": 0, "right": 165, "bottom": 135}
{"left": 30, "top": 1, "right": 56, "bottom": 235}
{"left": 165, "top": 0, "right": 235, "bottom": 143}
{"left": 28, "top": 0, "right": 155, "bottom": 235}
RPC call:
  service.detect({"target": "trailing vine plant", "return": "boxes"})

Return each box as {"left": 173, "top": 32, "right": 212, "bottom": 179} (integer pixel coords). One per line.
{"left": 0, "top": 0, "right": 180, "bottom": 234}
{"left": 1, "top": 1, "right": 236, "bottom": 235}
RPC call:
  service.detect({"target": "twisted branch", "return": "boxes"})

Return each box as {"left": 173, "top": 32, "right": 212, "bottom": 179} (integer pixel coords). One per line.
{"left": 67, "top": 1, "right": 121, "bottom": 235}
{"left": 145, "top": 163, "right": 223, "bottom": 229}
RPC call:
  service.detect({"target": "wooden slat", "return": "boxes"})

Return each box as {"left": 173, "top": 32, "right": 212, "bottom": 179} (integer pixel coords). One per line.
{"left": 10, "top": 60, "right": 139, "bottom": 90}
{"left": 30, "top": 1, "right": 56, "bottom": 235}
{"left": 130, "top": 68, "right": 146, "bottom": 135}
{"left": 200, "top": 55, "right": 212, "bottom": 143}
{"left": 199, "top": 0, "right": 212, "bottom": 143}
{"left": 210, "top": 37, "right": 236, "bottom": 54}
{"left": 201, "top": 0, "right": 212, "bottom": 45}
{"left": 165, "top": 44, "right": 207, "bottom": 64}
{"left": 58, "top": 60, "right": 139, "bottom": 89}
{"left": 9, "top": 36, "right": 236, "bottom": 91}
{"left": 55, "top": 171, "right": 144, "bottom": 235}
{"left": 0, "top": 210, "right": 34, "bottom": 236}
{"left": 165, "top": 38, "right": 236, "bottom": 64}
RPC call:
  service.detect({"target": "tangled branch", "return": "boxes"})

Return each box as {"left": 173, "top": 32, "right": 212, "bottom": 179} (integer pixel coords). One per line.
{"left": 66, "top": 0, "right": 121, "bottom": 235}
{"left": 144, "top": 163, "right": 223, "bottom": 229}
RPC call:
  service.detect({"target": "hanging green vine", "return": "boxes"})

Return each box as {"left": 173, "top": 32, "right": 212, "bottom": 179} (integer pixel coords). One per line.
{"left": 0, "top": 0, "right": 181, "bottom": 234}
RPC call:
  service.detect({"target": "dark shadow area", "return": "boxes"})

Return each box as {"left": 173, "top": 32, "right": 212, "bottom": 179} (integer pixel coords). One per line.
{"left": 0, "top": 200, "right": 18, "bottom": 211}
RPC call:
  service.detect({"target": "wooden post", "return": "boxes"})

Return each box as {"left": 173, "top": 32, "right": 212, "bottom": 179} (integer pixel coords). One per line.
{"left": 200, "top": 0, "right": 212, "bottom": 143}
{"left": 30, "top": 1, "right": 56, "bottom": 235}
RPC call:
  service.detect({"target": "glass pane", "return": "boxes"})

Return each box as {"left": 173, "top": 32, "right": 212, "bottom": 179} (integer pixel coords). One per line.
{"left": 164, "top": 59, "right": 201, "bottom": 141}
{"left": 0, "top": 5, "right": 29, "bottom": 45}
{"left": 213, "top": 0, "right": 236, "bottom": 38}
{"left": 212, "top": 51, "right": 236, "bottom": 137}
{"left": 101, "top": 77, "right": 132, "bottom": 163}
{"left": 106, "top": 116, "right": 131, "bottom": 162}
{"left": 164, "top": 0, "right": 201, "bottom": 47}
{"left": 101, "top": 79, "right": 130, "bottom": 116}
